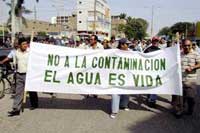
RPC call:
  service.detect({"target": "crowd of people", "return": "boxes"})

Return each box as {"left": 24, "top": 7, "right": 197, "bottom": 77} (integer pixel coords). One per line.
{"left": 0, "top": 34, "right": 200, "bottom": 119}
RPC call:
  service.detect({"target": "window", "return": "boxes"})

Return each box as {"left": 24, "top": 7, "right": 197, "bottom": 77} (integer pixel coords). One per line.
{"left": 79, "top": 21, "right": 82, "bottom": 23}
{"left": 79, "top": 1, "right": 82, "bottom": 4}
{"left": 79, "top": 11, "right": 82, "bottom": 14}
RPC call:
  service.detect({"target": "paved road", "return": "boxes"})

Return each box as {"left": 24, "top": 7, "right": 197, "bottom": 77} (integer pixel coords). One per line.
{"left": 1, "top": 71, "right": 200, "bottom": 133}
{"left": 0, "top": 92, "right": 200, "bottom": 133}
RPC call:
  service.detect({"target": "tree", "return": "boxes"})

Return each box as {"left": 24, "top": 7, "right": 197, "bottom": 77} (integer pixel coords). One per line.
{"left": 122, "top": 17, "right": 148, "bottom": 39}
{"left": 119, "top": 13, "right": 127, "bottom": 19}
{"left": 38, "top": 32, "right": 47, "bottom": 36}
{"left": 157, "top": 26, "right": 173, "bottom": 38}
{"left": 169, "top": 22, "right": 195, "bottom": 39}
{"left": 118, "top": 24, "right": 126, "bottom": 33}
{"left": 171, "top": 22, "right": 194, "bottom": 35}
{"left": 3, "top": 0, "right": 39, "bottom": 32}
{"left": 6, "top": 2, "right": 32, "bottom": 31}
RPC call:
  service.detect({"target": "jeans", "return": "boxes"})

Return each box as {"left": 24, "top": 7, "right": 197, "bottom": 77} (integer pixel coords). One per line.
{"left": 111, "top": 94, "right": 129, "bottom": 113}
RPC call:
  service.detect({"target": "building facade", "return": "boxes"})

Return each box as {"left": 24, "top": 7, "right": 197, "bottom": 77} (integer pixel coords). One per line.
{"left": 76, "top": 0, "right": 111, "bottom": 38}
{"left": 51, "top": 14, "right": 77, "bottom": 31}
{"left": 21, "top": 20, "right": 61, "bottom": 35}
{"left": 51, "top": 14, "right": 77, "bottom": 37}
{"left": 111, "top": 15, "right": 127, "bottom": 38}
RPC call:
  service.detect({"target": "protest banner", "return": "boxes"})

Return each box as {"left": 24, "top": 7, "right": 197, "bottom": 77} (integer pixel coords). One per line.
{"left": 25, "top": 42, "right": 182, "bottom": 95}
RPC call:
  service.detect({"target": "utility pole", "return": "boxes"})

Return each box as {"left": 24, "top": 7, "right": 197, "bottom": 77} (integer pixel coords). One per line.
{"left": 31, "top": 5, "right": 37, "bottom": 42}
{"left": 150, "top": 5, "right": 154, "bottom": 38}
{"left": 34, "top": 5, "right": 37, "bottom": 21}
{"left": 1, "top": 2, "right": 5, "bottom": 43}
{"left": 93, "top": 0, "right": 97, "bottom": 35}
{"left": 11, "top": 0, "right": 17, "bottom": 45}
{"left": 2, "top": 23, "right": 5, "bottom": 43}
{"left": 185, "top": 23, "right": 188, "bottom": 39}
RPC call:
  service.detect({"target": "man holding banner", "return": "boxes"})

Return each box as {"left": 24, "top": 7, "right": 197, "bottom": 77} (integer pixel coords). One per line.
{"left": 174, "top": 39, "right": 200, "bottom": 118}
{"left": 8, "top": 38, "right": 38, "bottom": 117}
{"left": 143, "top": 36, "right": 160, "bottom": 108}
{"left": 110, "top": 38, "right": 131, "bottom": 119}
{"left": 85, "top": 35, "right": 104, "bottom": 99}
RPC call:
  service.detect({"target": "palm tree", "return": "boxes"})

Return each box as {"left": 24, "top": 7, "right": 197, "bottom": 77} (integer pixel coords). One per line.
{"left": 6, "top": 2, "right": 32, "bottom": 32}
{"left": 4, "top": 0, "right": 39, "bottom": 32}
{"left": 119, "top": 13, "right": 127, "bottom": 19}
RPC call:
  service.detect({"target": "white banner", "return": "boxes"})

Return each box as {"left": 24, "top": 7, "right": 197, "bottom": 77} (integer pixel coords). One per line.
{"left": 25, "top": 42, "right": 182, "bottom": 95}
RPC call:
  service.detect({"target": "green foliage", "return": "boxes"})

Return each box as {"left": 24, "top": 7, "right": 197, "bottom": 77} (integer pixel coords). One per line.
{"left": 119, "top": 13, "right": 127, "bottom": 19}
{"left": 158, "top": 22, "right": 196, "bottom": 39}
{"left": 157, "top": 27, "right": 172, "bottom": 37}
{"left": 0, "top": 30, "right": 8, "bottom": 36}
{"left": 171, "top": 22, "right": 194, "bottom": 34}
{"left": 121, "top": 17, "right": 148, "bottom": 39}
{"left": 38, "top": 32, "right": 47, "bottom": 36}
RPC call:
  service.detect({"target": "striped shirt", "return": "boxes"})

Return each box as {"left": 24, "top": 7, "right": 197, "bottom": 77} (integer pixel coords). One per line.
{"left": 181, "top": 51, "right": 200, "bottom": 81}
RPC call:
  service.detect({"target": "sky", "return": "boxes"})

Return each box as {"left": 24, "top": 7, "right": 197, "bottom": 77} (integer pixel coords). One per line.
{"left": 1, "top": 0, "right": 200, "bottom": 35}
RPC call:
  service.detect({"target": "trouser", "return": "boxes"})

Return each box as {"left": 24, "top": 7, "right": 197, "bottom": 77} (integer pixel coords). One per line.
{"left": 13, "top": 73, "right": 25, "bottom": 111}
{"left": 29, "top": 91, "right": 38, "bottom": 107}
{"left": 111, "top": 94, "right": 129, "bottom": 113}
{"left": 173, "top": 80, "right": 196, "bottom": 113}
{"left": 13, "top": 74, "right": 38, "bottom": 110}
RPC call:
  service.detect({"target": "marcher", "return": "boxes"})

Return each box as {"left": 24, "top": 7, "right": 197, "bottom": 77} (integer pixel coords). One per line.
{"left": 85, "top": 35, "right": 104, "bottom": 99}
{"left": 109, "top": 36, "right": 118, "bottom": 49}
{"left": 102, "top": 38, "right": 111, "bottom": 49}
{"left": 0, "top": 39, "right": 19, "bottom": 94}
{"left": 110, "top": 38, "right": 130, "bottom": 119}
{"left": 0, "top": 39, "right": 18, "bottom": 64}
{"left": 173, "top": 39, "right": 200, "bottom": 118}
{"left": 143, "top": 36, "right": 160, "bottom": 108}
{"left": 8, "top": 38, "right": 38, "bottom": 117}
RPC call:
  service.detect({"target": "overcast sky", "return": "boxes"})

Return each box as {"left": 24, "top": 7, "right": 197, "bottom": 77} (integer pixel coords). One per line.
{"left": 1, "top": 0, "right": 200, "bottom": 35}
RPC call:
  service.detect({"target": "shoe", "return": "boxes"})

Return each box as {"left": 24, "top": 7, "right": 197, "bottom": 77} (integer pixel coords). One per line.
{"left": 124, "top": 107, "right": 130, "bottom": 111}
{"left": 174, "top": 111, "right": 183, "bottom": 119}
{"left": 8, "top": 110, "right": 20, "bottom": 117}
{"left": 119, "top": 107, "right": 130, "bottom": 111}
{"left": 110, "top": 113, "right": 117, "bottom": 119}
{"left": 93, "top": 95, "right": 98, "bottom": 98}
{"left": 30, "top": 106, "right": 38, "bottom": 110}
{"left": 10, "top": 94, "right": 15, "bottom": 99}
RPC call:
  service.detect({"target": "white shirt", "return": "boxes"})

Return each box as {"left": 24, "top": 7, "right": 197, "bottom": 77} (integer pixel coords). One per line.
{"left": 88, "top": 42, "right": 104, "bottom": 50}
{"left": 109, "top": 41, "right": 118, "bottom": 49}
{"left": 78, "top": 43, "right": 89, "bottom": 49}
{"left": 159, "top": 43, "right": 167, "bottom": 49}
{"left": 15, "top": 49, "right": 29, "bottom": 73}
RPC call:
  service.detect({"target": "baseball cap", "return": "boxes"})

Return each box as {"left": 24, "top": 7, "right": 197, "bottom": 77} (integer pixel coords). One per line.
{"left": 119, "top": 38, "right": 131, "bottom": 44}
{"left": 152, "top": 36, "right": 160, "bottom": 42}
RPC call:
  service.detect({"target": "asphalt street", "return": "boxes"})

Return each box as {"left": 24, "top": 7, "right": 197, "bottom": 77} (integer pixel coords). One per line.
{"left": 0, "top": 91, "right": 200, "bottom": 133}
{"left": 0, "top": 70, "right": 200, "bottom": 133}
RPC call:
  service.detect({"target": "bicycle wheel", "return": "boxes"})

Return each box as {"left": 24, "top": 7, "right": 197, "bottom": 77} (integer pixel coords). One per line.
{"left": 0, "top": 79, "right": 5, "bottom": 98}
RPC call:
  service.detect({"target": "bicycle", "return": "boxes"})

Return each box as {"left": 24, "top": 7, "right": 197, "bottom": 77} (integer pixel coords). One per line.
{"left": 0, "top": 64, "right": 16, "bottom": 98}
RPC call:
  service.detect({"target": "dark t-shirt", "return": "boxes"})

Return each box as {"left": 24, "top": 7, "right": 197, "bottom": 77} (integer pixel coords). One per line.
{"left": 143, "top": 45, "right": 160, "bottom": 53}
